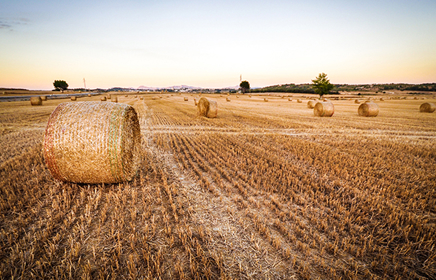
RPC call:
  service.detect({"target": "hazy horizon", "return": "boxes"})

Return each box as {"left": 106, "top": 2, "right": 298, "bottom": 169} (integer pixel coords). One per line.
{"left": 1, "top": 0, "right": 436, "bottom": 90}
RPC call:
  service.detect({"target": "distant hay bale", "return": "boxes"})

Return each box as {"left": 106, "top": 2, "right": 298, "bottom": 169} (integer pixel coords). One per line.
{"left": 134, "top": 95, "right": 137, "bottom": 98}
{"left": 236, "top": 95, "right": 239, "bottom": 98}
{"left": 40, "top": 96, "right": 47, "bottom": 101}
{"left": 194, "top": 99, "right": 197, "bottom": 106}
{"left": 184, "top": 97, "right": 188, "bottom": 101}
{"left": 358, "top": 102, "right": 379, "bottom": 117}
{"left": 101, "top": 97, "right": 107, "bottom": 101}
{"left": 226, "top": 97, "right": 230, "bottom": 102}
{"left": 314, "top": 101, "right": 334, "bottom": 117}
{"left": 107, "top": 95, "right": 111, "bottom": 99}
{"left": 111, "top": 97, "right": 118, "bottom": 103}
{"left": 43, "top": 101, "right": 140, "bottom": 184}
{"left": 323, "top": 98, "right": 328, "bottom": 102}
{"left": 307, "top": 100, "right": 317, "bottom": 109}
{"left": 125, "top": 95, "right": 128, "bottom": 98}
{"left": 297, "top": 99, "right": 302, "bottom": 103}
{"left": 70, "top": 96, "right": 77, "bottom": 101}
{"left": 281, "top": 96, "right": 285, "bottom": 99}
{"left": 264, "top": 98, "right": 268, "bottom": 102}
{"left": 88, "top": 94, "right": 91, "bottom": 97}
{"left": 140, "top": 97, "right": 144, "bottom": 100}
{"left": 419, "top": 103, "right": 436, "bottom": 113}
{"left": 249, "top": 95, "right": 252, "bottom": 98}
{"left": 414, "top": 96, "right": 418, "bottom": 100}
{"left": 288, "top": 98, "right": 292, "bottom": 101}
{"left": 30, "top": 96, "right": 42, "bottom": 106}
{"left": 355, "top": 99, "right": 360, "bottom": 104}
{"left": 197, "top": 97, "right": 217, "bottom": 118}
{"left": 380, "top": 97, "right": 384, "bottom": 101}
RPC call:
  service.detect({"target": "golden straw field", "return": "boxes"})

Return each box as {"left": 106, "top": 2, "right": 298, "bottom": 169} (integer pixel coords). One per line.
{"left": 1, "top": 93, "right": 435, "bottom": 279}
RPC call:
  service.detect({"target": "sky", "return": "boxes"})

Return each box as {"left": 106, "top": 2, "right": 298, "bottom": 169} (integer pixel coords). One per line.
{"left": 0, "top": 0, "right": 435, "bottom": 90}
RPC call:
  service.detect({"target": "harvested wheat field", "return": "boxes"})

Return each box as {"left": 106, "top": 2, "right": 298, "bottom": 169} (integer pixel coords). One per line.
{"left": 1, "top": 93, "right": 435, "bottom": 279}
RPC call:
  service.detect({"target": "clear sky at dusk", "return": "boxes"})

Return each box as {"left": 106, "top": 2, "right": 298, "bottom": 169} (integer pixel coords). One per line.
{"left": 1, "top": 0, "right": 435, "bottom": 90}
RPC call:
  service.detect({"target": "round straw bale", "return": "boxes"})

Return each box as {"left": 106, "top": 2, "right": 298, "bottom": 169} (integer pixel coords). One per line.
{"left": 111, "top": 97, "right": 118, "bottom": 103}
{"left": 297, "top": 99, "right": 302, "bottom": 103}
{"left": 236, "top": 95, "right": 239, "bottom": 98}
{"left": 354, "top": 99, "right": 360, "bottom": 104}
{"left": 101, "top": 96, "right": 107, "bottom": 101}
{"left": 184, "top": 97, "right": 188, "bottom": 101}
{"left": 358, "top": 102, "right": 379, "bottom": 117}
{"left": 71, "top": 96, "right": 77, "bottom": 101}
{"left": 419, "top": 102, "right": 436, "bottom": 113}
{"left": 40, "top": 96, "right": 47, "bottom": 101}
{"left": 194, "top": 99, "right": 198, "bottom": 106}
{"left": 140, "top": 97, "right": 144, "bottom": 100}
{"left": 380, "top": 97, "right": 384, "bottom": 101}
{"left": 30, "top": 96, "right": 42, "bottom": 106}
{"left": 323, "top": 98, "right": 328, "bottom": 102}
{"left": 288, "top": 98, "right": 292, "bottom": 101}
{"left": 43, "top": 101, "right": 140, "bottom": 184}
{"left": 197, "top": 97, "right": 217, "bottom": 118}
{"left": 125, "top": 95, "right": 128, "bottom": 98}
{"left": 249, "top": 95, "right": 252, "bottom": 98}
{"left": 88, "top": 94, "right": 91, "bottom": 97}
{"left": 264, "top": 98, "right": 268, "bottom": 102}
{"left": 414, "top": 96, "right": 418, "bottom": 100}
{"left": 314, "top": 101, "right": 334, "bottom": 117}
{"left": 307, "top": 100, "right": 317, "bottom": 109}
{"left": 226, "top": 97, "right": 230, "bottom": 102}
{"left": 107, "top": 95, "right": 111, "bottom": 99}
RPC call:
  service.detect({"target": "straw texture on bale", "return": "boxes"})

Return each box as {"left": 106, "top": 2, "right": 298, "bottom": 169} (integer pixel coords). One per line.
{"left": 358, "top": 102, "right": 379, "bottom": 117}
{"left": 197, "top": 97, "right": 218, "bottom": 118}
{"left": 43, "top": 101, "right": 141, "bottom": 184}
{"left": 314, "top": 101, "right": 334, "bottom": 117}
{"left": 71, "top": 96, "right": 77, "bottom": 101}
{"left": 184, "top": 97, "right": 188, "bottom": 101}
{"left": 419, "top": 102, "right": 436, "bottom": 113}
{"left": 40, "top": 96, "right": 47, "bottom": 101}
{"left": 307, "top": 100, "right": 317, "bottom": 109}
{"left": 101, "top": 97, "right": 107, "bottom": 101}
{"left": 30, "top": 96, "right": 42, "bottom": 106}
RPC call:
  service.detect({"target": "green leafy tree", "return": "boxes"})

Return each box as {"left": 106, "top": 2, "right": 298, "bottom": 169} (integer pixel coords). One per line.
{"left": 240, "top": 80, "right": 250, "bottom": 94}
{"left": 311, "top": 73, "right": 334, "bottom": 98}
{"left": 53, "top": 80, "right": 69, "bottom": 92}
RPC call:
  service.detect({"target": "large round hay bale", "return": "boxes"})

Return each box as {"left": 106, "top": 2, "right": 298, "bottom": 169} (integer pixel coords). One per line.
{"left": 40, "top": 96, "right": 47, "bottom": 101}
{"left": 70, "top": 96, "right": 77, "bottom": 101}
{"left": 43, "top": 101, "right": 140, "bottom": 183}
{"left": 101, "top": 96, "right": 107, "bottom": 101}
{"left": 358, "top": 102, "right": 379, "bottom": 117}
{"left": 419, "top": 102, "right": 436, "bottom": 113}
{"left": 197, "top": 97, "right": 217, "bottom": 118}
{"left": 314, "top": 102, "right": 334, "bottom": 117}
{"left": 30, "top": 96, "right": 42, "bottom": 106}
{"left": 307, "top": 100, "right": 317, "bottom": 109}
{"left": 184, "top": 97, "right": 188, "bottom": 101}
